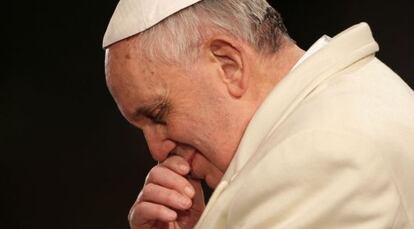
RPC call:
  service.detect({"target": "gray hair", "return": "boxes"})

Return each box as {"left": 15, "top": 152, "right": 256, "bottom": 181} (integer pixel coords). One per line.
{"left": 137, "top": 0, "right": 290, "bottom": 65}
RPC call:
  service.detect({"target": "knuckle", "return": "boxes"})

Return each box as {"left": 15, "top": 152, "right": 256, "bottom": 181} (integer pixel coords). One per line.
{"left": 146, "top": 166, "right": 162, "bottom": 181}
{"left": 136, "top": 190, "right": 144, "bottom": 202}
{"left": 128, "top": 203, "right": 152, "bottom": 227}
{"left": 165, "top": 191, "right": 177, "bottom": 204}
{"left": 141, "top": 183, "right": 155, "bottom": 198}
{"left": 148, "top": 167, "right": 157, "bottom": 177}
{"left": 163, "top": 155, "right": 179, "bottom": 164}
{"left": 128, "top": 204, "right": 139, "bottom": 222}
{"left": 160, "top": 157, "right": 179, "bottom": 169}
{"left": 153, "top": 204, "right": 164, "bottom": 216}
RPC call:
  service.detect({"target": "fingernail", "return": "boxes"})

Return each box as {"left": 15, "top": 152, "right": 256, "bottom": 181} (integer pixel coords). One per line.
{"left": 179, "top": 164, "right": 189, "bottom": 173}
{"left": 165, "top": 210, "right": 177, "bottom": 220}
{"left": 184, "top": 186, "right": 195, "bottom": 197}
{"left": 179, "top": 196, "right": 191, "bottom": 208}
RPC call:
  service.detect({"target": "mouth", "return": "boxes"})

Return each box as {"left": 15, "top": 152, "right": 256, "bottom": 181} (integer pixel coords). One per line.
{"left": 186, "top": 151, "right": 196, "bottom": 167}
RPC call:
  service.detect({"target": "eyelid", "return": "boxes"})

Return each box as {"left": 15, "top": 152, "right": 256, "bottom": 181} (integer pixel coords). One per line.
{"left": 148, "top": 104, "right": 167, "bottom": 124}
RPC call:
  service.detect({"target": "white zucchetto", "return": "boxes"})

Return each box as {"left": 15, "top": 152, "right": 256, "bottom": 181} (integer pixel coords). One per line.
{"left": 103, "top": 0, "right": 203, "bottom": 48}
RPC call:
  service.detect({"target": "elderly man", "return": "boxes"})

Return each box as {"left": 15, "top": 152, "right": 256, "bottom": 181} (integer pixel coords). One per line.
{"left": 103, "top": 0, "right": 414, "bottom": 228}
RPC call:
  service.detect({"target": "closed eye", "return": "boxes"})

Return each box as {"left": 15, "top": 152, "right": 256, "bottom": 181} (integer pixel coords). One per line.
{"left": 133, "top": 95, "right": 170, "bottom": 125}
{"left": 146, "top": 112, "right": 165, "bottom": 124}
{"left": 146, "top": 104, "right": 167, "bottom": 125}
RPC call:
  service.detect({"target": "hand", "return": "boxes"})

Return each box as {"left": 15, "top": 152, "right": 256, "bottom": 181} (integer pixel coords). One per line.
{"left": 128, "top": 156, "right": 205, "bottom": 229}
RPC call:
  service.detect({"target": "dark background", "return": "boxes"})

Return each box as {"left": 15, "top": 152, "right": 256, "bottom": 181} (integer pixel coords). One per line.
{"left": 2, "top": 0, "right": 413, "bottom": 228}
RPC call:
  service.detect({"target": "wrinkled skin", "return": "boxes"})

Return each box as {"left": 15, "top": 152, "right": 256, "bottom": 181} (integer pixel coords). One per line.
{"left": 128, "top": 156, "right": 205, "bottom": 229}
{"left": 105, "top": 36, "right": 251, "bottom": 228}
{"left": 104, "top": 30, "right": 298, "bottom": 228}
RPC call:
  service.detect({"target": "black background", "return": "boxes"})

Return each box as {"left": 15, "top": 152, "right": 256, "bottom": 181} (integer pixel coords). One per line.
{"left": 2, "top": 0, "right": 413, "bottom": 228}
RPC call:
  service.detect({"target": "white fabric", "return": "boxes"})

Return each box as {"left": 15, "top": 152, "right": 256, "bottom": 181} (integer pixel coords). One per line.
{"left": 291, "top": 35, "right": 331, "bottom": 70}
{"left": 195, "top": 22, "right": 414, "bottom": 228}
{"left": 103, "top": 0, "right": 202, "bottom": 48}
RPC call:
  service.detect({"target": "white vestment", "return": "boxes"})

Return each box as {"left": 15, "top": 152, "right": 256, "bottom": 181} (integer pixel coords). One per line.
{"left": 195, "top": 23, "right": 414, "bottom": 229}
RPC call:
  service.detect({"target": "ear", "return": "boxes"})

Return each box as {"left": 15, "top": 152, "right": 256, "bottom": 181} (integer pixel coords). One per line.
{"left": 210, "top": 38, "right": 248, "bottom": 98}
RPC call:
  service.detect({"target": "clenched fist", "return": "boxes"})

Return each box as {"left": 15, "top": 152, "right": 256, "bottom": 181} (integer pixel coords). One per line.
{"left": 128, "top": 155, "right": 205, "bottom": 229}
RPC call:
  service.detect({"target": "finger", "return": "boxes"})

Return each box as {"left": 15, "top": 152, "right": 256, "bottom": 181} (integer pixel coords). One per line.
{"left": 129, "top": 202, "right": 177, "bottom": 227}
{"left": 188, "top": 179, "right": 205, "bottom": 213}
{"left": 146, "top": 166, "right": 195, "bottom": 198}
{"left": 161, "top": 155, "right": 191, "bottom": 176}
{"left": 140, "top": 183, "right": 192, "bottom": 210}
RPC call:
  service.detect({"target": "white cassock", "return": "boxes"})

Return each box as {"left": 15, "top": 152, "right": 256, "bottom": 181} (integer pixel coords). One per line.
{"left": 195, "top": 23, "right": 414, "bottom": 229}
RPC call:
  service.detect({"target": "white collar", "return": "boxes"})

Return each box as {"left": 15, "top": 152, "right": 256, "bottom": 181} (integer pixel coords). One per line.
{"left": 291, "top": 35, "right": 332, "bottom": 71}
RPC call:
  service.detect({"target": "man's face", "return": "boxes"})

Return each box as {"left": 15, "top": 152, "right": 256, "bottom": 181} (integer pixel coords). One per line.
{"left": 105, "top": 39, "right": 247, "bottom": 188}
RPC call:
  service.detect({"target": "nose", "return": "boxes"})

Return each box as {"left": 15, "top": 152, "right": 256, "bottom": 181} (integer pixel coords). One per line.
{"left": 142, "top": 125, "right": 176, "bottom": 162}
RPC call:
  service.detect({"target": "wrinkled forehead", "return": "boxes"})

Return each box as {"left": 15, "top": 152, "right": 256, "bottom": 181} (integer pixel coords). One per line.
{"left": 105, "top": 40, "right": 167, "bottom": 113}
{"left": 106, "top": 39, "right": 157, "bottom": 87}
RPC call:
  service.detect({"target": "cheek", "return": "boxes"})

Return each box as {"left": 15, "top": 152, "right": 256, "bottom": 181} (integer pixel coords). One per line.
{"left": 167, "top": 113, "right": 228, "bottom": 168}
{"left": 167, "top": 115, "right": 206, "bottom": 146}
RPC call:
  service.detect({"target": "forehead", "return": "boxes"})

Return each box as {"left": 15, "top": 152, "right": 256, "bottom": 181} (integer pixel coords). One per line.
{"left": 105, "top": 39, "right": 169, "bottom": 115}
{"left": 106, "top": 39, "right": 158, "bottom": 83}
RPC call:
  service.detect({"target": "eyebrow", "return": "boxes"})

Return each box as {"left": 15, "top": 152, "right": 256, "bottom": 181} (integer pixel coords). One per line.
{"left": 133, "top": 98, "right": 165, "bottom": 119}
{"left": 133, "top": 105, "right": 149, "bottom": 118}
{"left": 134, "top": 104, "right": 157, "bottom": 119}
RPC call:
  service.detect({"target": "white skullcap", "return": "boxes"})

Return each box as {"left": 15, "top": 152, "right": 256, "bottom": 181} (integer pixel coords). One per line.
{"left": 103, "top": 0, "right": 203, "bottom": 48}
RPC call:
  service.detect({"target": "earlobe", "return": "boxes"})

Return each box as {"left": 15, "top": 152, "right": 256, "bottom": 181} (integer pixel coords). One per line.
{"left": 210, "top": 39, "right": 248, "bottom": 98}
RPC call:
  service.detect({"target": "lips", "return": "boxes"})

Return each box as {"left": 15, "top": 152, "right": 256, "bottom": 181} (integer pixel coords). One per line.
{"left": 186, "top": 151, "right": 196, "bottom": 167}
